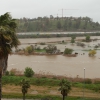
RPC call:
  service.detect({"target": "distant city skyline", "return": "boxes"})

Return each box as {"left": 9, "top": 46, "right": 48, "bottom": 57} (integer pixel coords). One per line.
{"left": 0, "top": 0, "right": 100, "bottom": 22}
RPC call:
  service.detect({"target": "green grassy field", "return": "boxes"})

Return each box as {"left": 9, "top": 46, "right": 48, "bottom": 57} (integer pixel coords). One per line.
{"left": 1, "top": 76, "right": 100, "bottom": 99}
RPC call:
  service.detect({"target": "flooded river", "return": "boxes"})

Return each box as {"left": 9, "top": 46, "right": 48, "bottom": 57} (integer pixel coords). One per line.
{"left": 8, "top": 36, "right": 100, "bottom": 78}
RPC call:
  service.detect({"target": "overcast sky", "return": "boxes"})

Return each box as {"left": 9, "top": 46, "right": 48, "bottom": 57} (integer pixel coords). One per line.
{"left": 0, "top": 0, "right": 100, "bottom": 22}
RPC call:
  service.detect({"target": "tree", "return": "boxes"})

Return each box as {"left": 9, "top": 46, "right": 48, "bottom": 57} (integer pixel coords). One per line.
{"left": 64, "top": 48, "right": 73, "bottom": 54}
{"left": 89, "top": 50, "right": 96, "bottom": 56}
{"left": 76, "top": 42, "right": 85, "bottom": 47}
{"left": 0, "top": 12, "right": 20, "bottom": 99}
{"left": 75, "top": 18, "right": 81, "bottom": 29}
{"left": 45, "top": 44, "right": 57, "bottom": 54}
{"left": 25, "top": 45, "right": 34, "bottom": 54}
{"left": 71, "top": 36, "right": 75, "bottom": 44}
{"left": 57, "top": 21, "right": 62, "bottom": 29}
{"left": 68, "top": 20, "right": 72, "bottom": 30}
{"left": 24, "top": 67, "right": 34, "bottom": 77}
{"left": 20, "top": 79, "right": 30, "bottom": 100}
{"left": 59, "top": 79, "right": 71, "bottom": 100}
{"left": 71, "top": 38, "right": 75, "bottom": 44}
{"left": 85, "top": 35, "right": 91, "bottom": 42}
{"left": 63, "top": 20, "right": 68, "bottom": 31}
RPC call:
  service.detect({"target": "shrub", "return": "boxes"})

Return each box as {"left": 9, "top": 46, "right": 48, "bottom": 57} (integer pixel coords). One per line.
{"left": 45, "top": 45, "right": 57, "bottom": 54}
{"left": 62, "top": 40, "right": 64, "bottom": 43}
{"left": 40, "top": 42, "right": 46, "bottom": 45}
{"left": 9, "top": 68, "right": 17, "bottom": 76}
{"left": 64, "top": 48, "right": 73, "bottom": 54}
{"left": 5, "top": 71, "right": 9, "bottom": 76}
{"left": 24, "top": 67, "right": 34, "bottom": 77}
{"left": 10, "top": 72, "right": 15, "bottom": 76}
{"left": 25, "top": 45, "right": 34, "bottom": 54}
{"left": 84, "top": 79, "right": 92, "bottom": 84}
{"left": 85, "top": 35, "right": 91, "bottom": 42}
{"left": 88, "top": 50, "right": 96, "bottom": 56}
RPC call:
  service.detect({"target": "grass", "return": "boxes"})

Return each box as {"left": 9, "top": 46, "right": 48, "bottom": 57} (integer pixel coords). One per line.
{"left": 2, "top": 76, "right": 100, "bottom": 92}
{"left": 82, "top": 49, "right": 91, "bottom": 51}
{"left": 2, "top": 93, "right": 100, "bottom": 100}
{"left": 73, "top": 82, "right": 100, "bottom": 92}
{"left": 2, "top": 76, "right": 100, "bottom": 99}
{"left": 35, "top": 49, "right": 46, "bottom": 53}
{"left": 2, "top": 76, "right": 60, "bottom": 86}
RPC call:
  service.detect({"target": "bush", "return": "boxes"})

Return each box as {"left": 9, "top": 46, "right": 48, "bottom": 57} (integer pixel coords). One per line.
{"left": 84, "top": 79, "right": 92, "bottom": 84}
{"left": 5, "top": 71, "right": 9, "bottom": 76}
{"left": 24, "top": 67, "right": 34, "bottom": 77}
{"left": 45, "top": 45, "right": 57, "bottom": 54}
{"left": 88, "top": 50, "right": 96, "bottom": 56}
{"left": 64, "top": 48, "right": 73, "bottom": 54}
{"left": 9, "top": 68, "right": 17, "bottom": 76}
{"left": 40, "top": 42, "right": 46, "bottom": 45}
{"left": 25, "top": 45, "right": 34, "bottom": 54}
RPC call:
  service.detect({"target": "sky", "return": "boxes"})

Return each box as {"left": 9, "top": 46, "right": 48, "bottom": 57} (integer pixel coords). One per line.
{"left": 0, "top": 0, "right": 100, "bottom": 22}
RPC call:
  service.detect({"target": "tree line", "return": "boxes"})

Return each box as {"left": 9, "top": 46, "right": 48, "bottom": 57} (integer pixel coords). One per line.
{"left": 16, "top": 16, "right": 100, "bottom": 32}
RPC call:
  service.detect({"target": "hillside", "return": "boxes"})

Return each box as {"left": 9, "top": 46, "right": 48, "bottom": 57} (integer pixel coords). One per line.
{"left": 16, "top": 16, "right": 100, "bottom": 32}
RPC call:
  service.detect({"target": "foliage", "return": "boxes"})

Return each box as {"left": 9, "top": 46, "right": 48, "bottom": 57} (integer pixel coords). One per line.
{"left": 64, "top": 48, "right": 73, "bottom": 54}
{"left": 88, "top": 50, "right": 96, "bottom": 56}
{"left": 71, "top": 38, "right": 75, "bottom": 44}
{"left": 35, "top": 46, "right": 41, "bottom": 50}
{"left": 17, "top": 16, "right": 100, "bottom": 32}
{"left": 2, "top": 76, "right": 60, "bottom": 86}
{"left": 57, "top": 21, "right": 62, "bottom": 29}
{"left": 40, "top": 42, "right": 46, "bottom": 45}
{"left": 24, "top": 67, "right": 34, "bottom": 77}
{"left": 20, "top": 79, "right": 30, "bottom": 100}
{"left": 5, "top": 71, "right": 9, "bottom": 76}
{"left": 59, "top": 79, "right": 71, "bottom": 100}
{"left": 76, "top": 42, "right": 85, "bottom": 47}
{"left": 94, "top": 45, "right": 99, "bottom": 49}
{"left": 0, "top": 13, "right": 20, "bottom": 100}
{"left": 71, "top": 36, "right": 76, "bottom": 40}
{"left": 35, "top": 49, "right": 46, "bottom": 53}
{"left": 85, "top": 35, "right": 91, "bottom": 42}
{"left": 2, "top": 75, "right": 100, "bottom": 93}
{"left": 44, "top": 44, "right": 57, "bottom": 54}
{"left": 0, "top": 12, "right": 20, "bottom": 59}
{"left": 25, "top": 45, "right": 34, "bottom": 54}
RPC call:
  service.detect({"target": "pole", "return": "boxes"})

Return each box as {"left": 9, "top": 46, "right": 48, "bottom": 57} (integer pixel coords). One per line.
{"left": 83, "top": 68, "right": 85, "bottom": 99}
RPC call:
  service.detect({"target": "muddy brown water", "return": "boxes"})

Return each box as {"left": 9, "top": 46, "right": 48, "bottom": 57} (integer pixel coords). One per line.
{"left": 8, "top": 36, "right": 100, "bottom": 78}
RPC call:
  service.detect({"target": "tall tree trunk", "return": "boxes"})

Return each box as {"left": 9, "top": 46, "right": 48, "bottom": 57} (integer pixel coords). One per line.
{"left": 0, "top": 59, "right": 4, "bottom": 100}
{"left": 2, "top": 56, "right": 8, "bottom": 75}
{"left": 0, "top": 57, "right": 7, "bottom": 100}
{"left": 63, "top": 95, "right": 65, "bottom": 100}
{"left": 23, "top": 93, "right": 25, "bottom": 100}
{"left": 0, "top": 73, "right": 2, "bottom": 100}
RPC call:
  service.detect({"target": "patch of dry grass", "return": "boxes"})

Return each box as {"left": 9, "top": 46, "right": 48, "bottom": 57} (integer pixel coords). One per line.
{"left": 2, "top": 84, "right": 100, "bottom": 98}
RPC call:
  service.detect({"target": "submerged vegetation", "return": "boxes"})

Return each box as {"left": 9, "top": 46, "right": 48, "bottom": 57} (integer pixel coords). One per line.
{"left": 1, "top": 13, "right": 100, "bottom": 100}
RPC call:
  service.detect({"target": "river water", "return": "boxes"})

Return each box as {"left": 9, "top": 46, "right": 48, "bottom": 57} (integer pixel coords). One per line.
{"left": 8, "top": 36, "right": 100, "bottom": 78}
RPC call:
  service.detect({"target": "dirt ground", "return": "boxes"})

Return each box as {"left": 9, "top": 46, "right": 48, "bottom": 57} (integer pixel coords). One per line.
{"left": 2, "top": 84, "right": 100, "bottom": 98}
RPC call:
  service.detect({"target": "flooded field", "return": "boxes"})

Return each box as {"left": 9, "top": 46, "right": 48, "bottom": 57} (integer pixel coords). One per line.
{"left": 8, "top": 36, "right": 100, "bottom": 78}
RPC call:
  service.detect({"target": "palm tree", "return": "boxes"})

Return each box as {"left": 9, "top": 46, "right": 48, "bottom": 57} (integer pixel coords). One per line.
{"left": 20, "top": 79, "right": 30, "bottom": 100}
{"left": 0, "top": 12, "right": 20, "bottom": 99}
{"left": 59, "top": 79, "right": 71, "bottom": 100}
